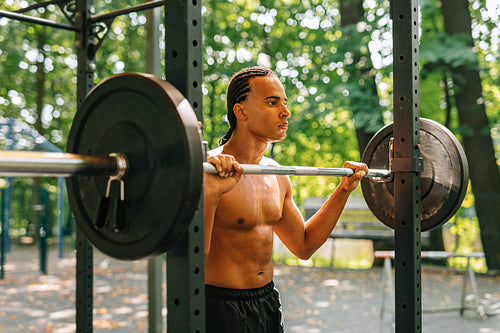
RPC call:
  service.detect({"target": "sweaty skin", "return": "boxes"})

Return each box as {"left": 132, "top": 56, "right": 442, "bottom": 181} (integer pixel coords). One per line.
{"left": 204, "top": 75, "right": 368, "bottom": 289}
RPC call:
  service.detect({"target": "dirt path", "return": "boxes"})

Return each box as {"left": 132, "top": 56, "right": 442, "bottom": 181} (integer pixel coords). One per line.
{"left": 1, "top": 245, "right": 499, "bottom": 332}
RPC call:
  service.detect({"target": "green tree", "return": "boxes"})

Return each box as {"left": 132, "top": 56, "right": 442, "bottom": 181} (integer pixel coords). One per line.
{"left": 339, "top": 0, "right": 385, "bottom": 152}
{"left": 441, "top": 0, "right": 500, "bottom": 270}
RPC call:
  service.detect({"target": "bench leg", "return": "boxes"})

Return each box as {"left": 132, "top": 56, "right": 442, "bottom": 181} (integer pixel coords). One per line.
{"left": 330, "top": 238, "right": 336, "bottom": 268}
{"left": 460, "top": 257, "right": 479, "bottom": 316}
{"left": 380, "top": 257, "right": 395, "bottom": 319}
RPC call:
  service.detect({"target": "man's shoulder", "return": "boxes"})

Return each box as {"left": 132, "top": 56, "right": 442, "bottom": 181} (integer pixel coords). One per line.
{"left": 207, "top": 146, "right": 279, "bottom": 166}
{"left": 260, "top": 156, "right": 280, "bottom": 166}
{"left": 207, "top": 146, "right": 223, "bottom": 157}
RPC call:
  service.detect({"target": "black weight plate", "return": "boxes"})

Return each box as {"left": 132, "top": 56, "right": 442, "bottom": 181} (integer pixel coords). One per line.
{"left": 361, "top": 118, "right": 469, "bottom": 231}
{"left": 67, "top": 73, "right": 203, "bottom": 260}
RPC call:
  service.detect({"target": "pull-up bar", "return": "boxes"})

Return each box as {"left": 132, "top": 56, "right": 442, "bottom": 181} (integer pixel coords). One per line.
{"left": 0, "top": 1, "right": 164, "bottom": 31}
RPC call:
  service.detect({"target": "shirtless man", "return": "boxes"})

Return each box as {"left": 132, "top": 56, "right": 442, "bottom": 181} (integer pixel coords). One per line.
{"left": 204, "top": 67, "right": 368, "bottom": 333}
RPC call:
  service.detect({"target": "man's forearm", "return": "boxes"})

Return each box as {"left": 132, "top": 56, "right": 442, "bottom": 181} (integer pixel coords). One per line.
{"left": 203, "top": 189, "right": 222, "bottom": 257}
{"left": 302, "top": 185, "right": 352, "bottom": 255}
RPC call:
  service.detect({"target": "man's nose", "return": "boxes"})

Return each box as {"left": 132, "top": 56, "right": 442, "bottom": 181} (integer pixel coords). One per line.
{"left": 280, "top": 105, "right": 291, "bottom": 118}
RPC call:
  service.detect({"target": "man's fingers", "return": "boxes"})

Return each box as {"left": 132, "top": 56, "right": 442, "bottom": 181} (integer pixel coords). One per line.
{"left": 208, "top": 154, "right": 242, "bottom": 178}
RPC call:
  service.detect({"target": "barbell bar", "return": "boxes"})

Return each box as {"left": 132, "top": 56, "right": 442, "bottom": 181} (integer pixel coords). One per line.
{"left": 203, "top": 162, "right": 391, "bottom": 179}
{"left": 0, "top": 151, "right": 127, "bottom": 178}
{"left": 0, "top": 151, "right": 391, "bottom": 179}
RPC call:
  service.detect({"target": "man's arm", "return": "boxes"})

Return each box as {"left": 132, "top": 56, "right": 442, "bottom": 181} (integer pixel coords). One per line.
{"left": 203, "top": 154, "right": 243, "bottom": 256}
{"left": 273, "top": 161, "right": 367, "bottom": 260}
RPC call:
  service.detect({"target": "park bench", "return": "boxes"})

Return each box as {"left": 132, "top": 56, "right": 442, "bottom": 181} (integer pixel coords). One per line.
{"left": 375, "top": 250, "right": 491, "bottom": 319}
{"left": 304, "top": 197, "right": 430, "bottom": 266}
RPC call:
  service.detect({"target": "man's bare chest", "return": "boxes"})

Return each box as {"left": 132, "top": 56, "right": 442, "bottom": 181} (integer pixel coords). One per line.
{"left": 215, "top": 175, "right": 284, "bottom": 228}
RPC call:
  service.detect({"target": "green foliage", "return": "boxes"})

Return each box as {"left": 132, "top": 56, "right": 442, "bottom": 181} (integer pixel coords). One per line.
{"left": 420, "top": 32, "right": 479, "bottom": 69}
{"left": 0, "top": 0, "right": 499, "bottom": 254}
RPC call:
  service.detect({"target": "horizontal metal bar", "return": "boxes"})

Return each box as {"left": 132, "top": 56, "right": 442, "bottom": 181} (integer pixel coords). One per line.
{"left": 0, "top": 151, "right": 391, "bottom": 179}
{"left": 0, "top": 10, "right": 78, "bottom": 31}
{"left": 91, "top": 0, "right": 164, "bottom": 23}
{"left": 12, "top": 0, "right": 71, "bottom": 14}
{"left": 0, "top": 151, "right": 120, "bottom": 177}
{"left": 203, "top": 162, "right": 391, "bottom": 179}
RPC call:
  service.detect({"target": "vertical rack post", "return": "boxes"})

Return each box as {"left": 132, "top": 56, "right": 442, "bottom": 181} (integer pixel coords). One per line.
{"left": 146, "top": 4, "right": 164, "bottom": 333}
{"left": 74, "top": 0, "right": 95, "bottom": 331}
{"left": 165, "top": 0, "right": 205, "bottom": 332}
{"left": 392, "top": 0, "right": 422, "bottom": 332}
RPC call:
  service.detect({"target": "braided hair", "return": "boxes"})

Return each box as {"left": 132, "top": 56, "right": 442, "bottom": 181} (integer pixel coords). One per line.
{"left": 219, "top": 67, "right": 277, "bottom": 146}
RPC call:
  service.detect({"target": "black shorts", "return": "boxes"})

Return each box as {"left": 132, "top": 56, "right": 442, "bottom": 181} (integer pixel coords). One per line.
{"left": 205, "top": 281, "right": 284, "bottom": 333}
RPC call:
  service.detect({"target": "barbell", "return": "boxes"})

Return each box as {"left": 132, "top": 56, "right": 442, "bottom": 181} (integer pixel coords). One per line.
{"left": 0, "top": 73, "right": 469, "bottom": 260}
{"left": 0, "top": 152, "right": 390, "bottom": 179}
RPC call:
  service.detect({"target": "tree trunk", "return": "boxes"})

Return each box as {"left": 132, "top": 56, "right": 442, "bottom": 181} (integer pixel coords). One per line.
{"left": 442, "top": 0, "right": 500, "bottom": 270}
{"left": 339, "top": 0, "right": 385, "bottom": 153}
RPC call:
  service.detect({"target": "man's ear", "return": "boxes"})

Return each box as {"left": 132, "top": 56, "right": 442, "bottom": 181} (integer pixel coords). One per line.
{"left": 233, "top": 103, "right": 247, "bottom": 120}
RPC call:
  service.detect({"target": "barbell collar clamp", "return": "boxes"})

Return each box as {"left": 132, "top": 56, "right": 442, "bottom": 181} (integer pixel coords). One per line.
{"left": 108, "top": 153, "right": 128, "bottom": 180}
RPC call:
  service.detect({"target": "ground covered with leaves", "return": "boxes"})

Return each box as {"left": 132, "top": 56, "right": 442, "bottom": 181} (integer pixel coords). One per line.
{"left": 0, "top": 245, "right": 499, "bottom": 332}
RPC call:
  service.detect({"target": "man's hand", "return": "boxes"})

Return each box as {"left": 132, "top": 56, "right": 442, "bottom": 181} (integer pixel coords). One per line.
{"left": 340, "top": 161, "right": 368, "bottom": 193}
{"left": 204, "top": 154, "right": 244, "bottom": 196}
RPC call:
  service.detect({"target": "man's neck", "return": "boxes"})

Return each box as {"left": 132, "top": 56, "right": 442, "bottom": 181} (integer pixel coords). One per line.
{"left": 222, "top": 134, "right": 268, "bottom": 164}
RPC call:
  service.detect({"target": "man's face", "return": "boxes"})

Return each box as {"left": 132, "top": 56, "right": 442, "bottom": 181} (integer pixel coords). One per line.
{"left": 238, "top": 75, "right": 290, "bottom": 143}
